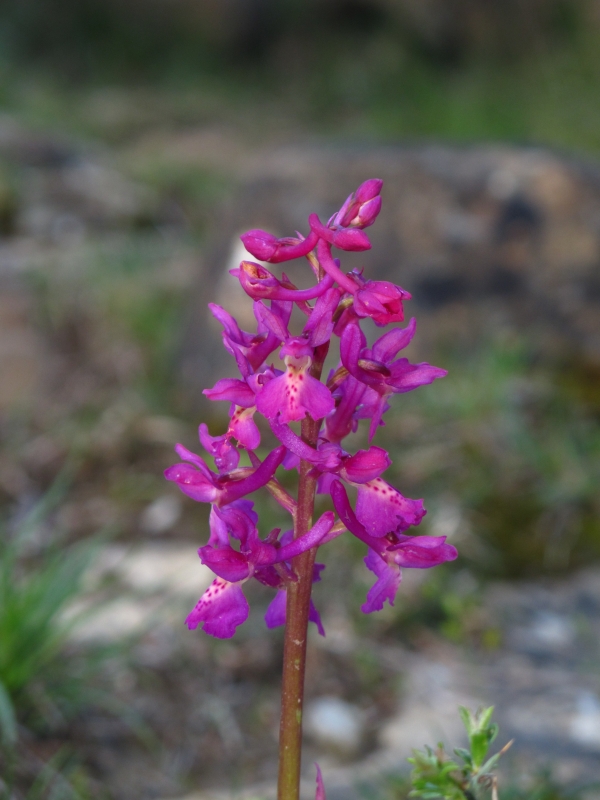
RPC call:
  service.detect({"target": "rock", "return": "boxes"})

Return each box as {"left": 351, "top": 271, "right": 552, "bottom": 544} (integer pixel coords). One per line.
{"left": 181, "top": 143, "right": 600, "bottom": 393}
{"left": 305, "top": 696, "right": 365, "bottom": 755}
{"left": 140, "top": 494, "right": 182, "bottom": 534}
{"left": 67, "top": 543, "right": 213, "bottom": 642}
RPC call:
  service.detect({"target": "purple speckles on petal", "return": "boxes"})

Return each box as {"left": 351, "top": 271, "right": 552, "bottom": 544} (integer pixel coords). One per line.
{"left": 186, "top": 578, "right": 249, "bottom": 638}
{"left": 355, "top": 478, "right": 426, "bottom": 537}
{"left": 257, "top": 356, "right": 334, "bottom": 424}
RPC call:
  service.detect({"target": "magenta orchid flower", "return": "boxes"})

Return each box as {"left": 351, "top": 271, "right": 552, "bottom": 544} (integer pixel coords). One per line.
{"left": 166, "top": 180, "right": 454, "bottom": 642}
{"left": 165, "top": 179, "right": 457, "bottom": 800}
{"left": 165, "top": 443, "right": 285, "bottom": 506}
{"left": 256, "top": 339, "right": 335, "bottom": 423}
{"left": 240, "top": 229, "right": 319, "bottom": 263}
{"left": 341, "top": 319, "right": 447, "bottom": 439}
{"left": 330, "top": 178, "right": 383, "bottom": 229}
{"left": 233, "top": 260, "right": 335, "bottom": 302}
{"left": 353, "top": 279, "right": 412, "bottom": 326}
{"left": 187, "top": 512, "right": 334, "bottom": 638}
{"left": 331, "top": 480, "right": 457, "bottom": 612}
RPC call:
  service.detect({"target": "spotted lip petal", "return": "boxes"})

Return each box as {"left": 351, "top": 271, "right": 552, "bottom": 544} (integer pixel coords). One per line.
{"left": 331, "top": 481, "right": 457, "bottom": 613}
{"left": 256, "top": 349, "right": 335, "bottom": 424}
{"left": 355, "top": 477, "right": 426, "bottom": 537}
{"left": 186, "top": 578, "right": 249, "bottom": 639}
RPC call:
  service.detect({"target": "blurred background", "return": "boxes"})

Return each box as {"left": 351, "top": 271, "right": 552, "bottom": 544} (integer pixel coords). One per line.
{"left": 1, "top": 1, "right": 600, "bottom": 798}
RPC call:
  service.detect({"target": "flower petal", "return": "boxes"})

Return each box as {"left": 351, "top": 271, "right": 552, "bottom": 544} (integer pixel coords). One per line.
{"left": 186, "top": 578, "right": 249, "bottom": 638}
{"left": 361, "top": 548, "right": 402, "bottom": 613}
{"left": 164, "top": 463, "right": 218, "bottom": 503}
{"left": 198, "top": 544, "right": 252, "bottom": 583}
{"left": 264, "top": 590, "right": 325, "bottom": 635}
{"left": 355, "top": 478, "right": 425, "bottom": 537}
{"left": 389, "top": 535, "right": 458, "bottom": 568}
{"left": 315, "top": 764, "right": 327, "bottom": 800}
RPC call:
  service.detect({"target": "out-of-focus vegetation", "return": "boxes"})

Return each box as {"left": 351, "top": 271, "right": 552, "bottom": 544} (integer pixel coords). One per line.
{"left": 2, "top": 0, "right": 600, "bottom": 153}
{"left": 0, "top": 484, "right": 143, "bottom": 799}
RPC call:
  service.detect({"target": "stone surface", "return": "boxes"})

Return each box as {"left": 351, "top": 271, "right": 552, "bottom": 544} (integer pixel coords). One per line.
{"left": 305, "top": 696, "right": 365, "bottom": 755}
{"left": 67, "top": 543, "right": 212, "bottom": 642}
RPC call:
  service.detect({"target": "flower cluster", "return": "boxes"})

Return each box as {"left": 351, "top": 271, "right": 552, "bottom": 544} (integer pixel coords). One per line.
{"left": 165, "top": 179, "right": 457, "bottom": 639}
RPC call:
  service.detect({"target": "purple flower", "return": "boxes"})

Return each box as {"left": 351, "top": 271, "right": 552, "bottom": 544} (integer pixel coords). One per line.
{"left": 165, "top": 178, "right": 456, "bottom": 643}
{"left": 165, "top": 445, "right": 286, "bottom": 506}
{"left": 198, "top": 423, "right": 239, "bottom": 473}
{"left": 354, "top": 477, "right": 426, "bottom": 537}
{"left": 203, "top": 378, "right": 261, "bottom": 450}
{"left": 331, "top": 178, "right": 383, "bottom": 229}
{"left": 188, "top": 513, "right": 334, "bottom": 638}
{"left": 256, "top": 339, "right": 335, "bottom": 423}
{"left": 209, "top": 302, "right": 282, "bottom": 375}
{"left": 186, "top": 578, "right": 249, "bottom": 638}
{"left": 341, "top": 320, "right": 447, "bottom": 439}
{"left": 331, "top": 481, "right": 457, "bottom": 612}
{"left": 200, "top": 512, "right": 334, "bottom": 582}
{"left": 353, "top": 280, "right": 412, "bottom": 326}
{"left": 240, "top": 229, "right": 319, "bottom": 263}
{"left": 233, "top": 260, "right": 334, "bottom": 301}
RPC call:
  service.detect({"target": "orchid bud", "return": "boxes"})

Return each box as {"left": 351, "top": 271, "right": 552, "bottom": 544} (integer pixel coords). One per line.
{"left": 240, "top": 229, "right": 318, "bottom": 263}
{"left": 338, "top": 179, "right": 383, "bottom": 228}
{"left": 331, "top": 226, "right": 372, "bottom": 251}
{"left": 240, "top": 229, "right": 279, "bottom": 260}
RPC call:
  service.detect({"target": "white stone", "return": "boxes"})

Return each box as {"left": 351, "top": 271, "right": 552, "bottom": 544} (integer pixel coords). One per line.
{"left": 570, "top": 692, "right": 600, "bottom": 749}
{"left": 140, "top": 494, "right": 182, "bottom": 534}
{"left": 529, "top": 611, "right": 576, "bottom": 648}
{"left": 305, "top": 696, "right": 364, "bottom": 754}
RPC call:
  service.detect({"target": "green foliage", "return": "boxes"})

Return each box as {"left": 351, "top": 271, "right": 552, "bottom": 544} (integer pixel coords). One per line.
{"left": 0, "top": 479, "right": 111, "bottom": 743}
{"left": 408, "top": 706, "right": 509, "bottom": 800}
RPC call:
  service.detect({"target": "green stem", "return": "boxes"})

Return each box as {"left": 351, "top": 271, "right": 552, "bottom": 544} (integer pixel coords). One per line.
{"left": 277, "top": 343, "right": 328, "bottom": 800}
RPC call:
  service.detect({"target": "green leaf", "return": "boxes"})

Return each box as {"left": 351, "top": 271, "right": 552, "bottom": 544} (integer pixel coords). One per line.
{"left": 479, "top": 752, "right": 502, "bottom": 774}
{"left": 453, "top": 747, "right": 472, "bottom": 767}
{"left": 458, "top": 706, "right": 474, "bottom": 736}
{"left": 478, "top": 706, "right": 495, "bottom": 731}
{"left": 470, "top": 731, "right": 489, "bottom": 769}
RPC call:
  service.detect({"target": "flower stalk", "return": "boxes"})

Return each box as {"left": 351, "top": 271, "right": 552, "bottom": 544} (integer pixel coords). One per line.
{"left": 163, "top": 179, "right": 457, "bottom": 800}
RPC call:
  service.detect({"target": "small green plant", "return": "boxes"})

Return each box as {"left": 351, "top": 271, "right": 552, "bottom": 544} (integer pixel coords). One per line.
{"left": 408, "top": 706, "right": 512, "bottom": 800}
{"left": 0, "top": 495, "right": 99, "bottom": 739}
{"left": 0, "top": 479, "right": 136, "bottom": 796}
